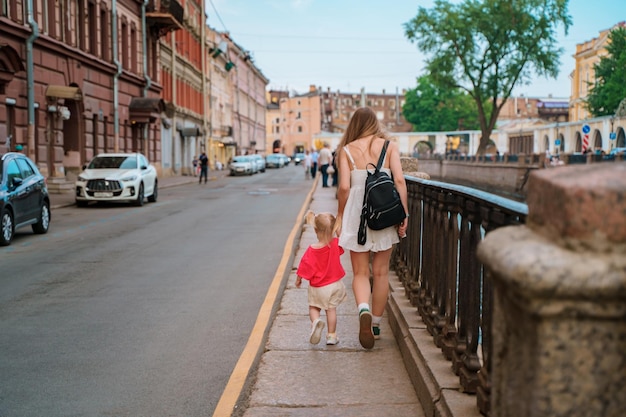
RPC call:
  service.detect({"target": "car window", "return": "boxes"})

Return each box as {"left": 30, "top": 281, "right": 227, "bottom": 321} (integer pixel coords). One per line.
{"left": 138, "top": 154, "right": 148, "bottom": 168}
{"left": 120, "top": 156, "right": 138, "bottom": 169}
{"left": 89, "top": 156, "right": 127, "bottom": 169}
{"left": 16, "top": 158, "right": 35, "bottom": 179}
{"left": 6, "top": 160, "right": 21, "bottom": 186}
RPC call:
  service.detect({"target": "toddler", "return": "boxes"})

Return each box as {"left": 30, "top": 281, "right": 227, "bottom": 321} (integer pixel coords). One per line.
{"left": 295, "top": 211, "right": 347, "bottom": 345}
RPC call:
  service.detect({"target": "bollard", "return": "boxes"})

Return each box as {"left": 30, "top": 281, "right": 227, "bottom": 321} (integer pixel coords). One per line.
{"left": 477, "top": 163, "right": 626, "bottom": 417}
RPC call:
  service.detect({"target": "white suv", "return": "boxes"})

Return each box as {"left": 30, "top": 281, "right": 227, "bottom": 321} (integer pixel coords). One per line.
{"left": 75, "top": 153, "right": 158, "bottom": 207}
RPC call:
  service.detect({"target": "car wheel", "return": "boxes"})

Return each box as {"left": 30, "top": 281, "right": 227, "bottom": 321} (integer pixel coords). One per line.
{"left": 134, "top": 183, "right": 145, "bottom": 206}
{"left": 148, "top": 181, "right": 158, "bottom": 203}
{"left": 0, "top": 207, "right": 14, "bottom": 246}
{"left": 32, "top": 201, "right": 50, "bottom": 234}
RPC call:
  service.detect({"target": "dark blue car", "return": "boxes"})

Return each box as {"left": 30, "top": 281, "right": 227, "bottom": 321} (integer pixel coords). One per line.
{"left": 0, "top": 152, "right": 51, "bottom": 246}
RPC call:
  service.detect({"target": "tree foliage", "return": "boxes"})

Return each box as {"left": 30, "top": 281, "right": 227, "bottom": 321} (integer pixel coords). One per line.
{"left": 403, "top": 74, "right": 480, "bottom": 132}
{"left": 404, "top": 0, "right": 571, "bottom": 153}
{"left": 585, "top": 26, "right": 626, "bottom": 117}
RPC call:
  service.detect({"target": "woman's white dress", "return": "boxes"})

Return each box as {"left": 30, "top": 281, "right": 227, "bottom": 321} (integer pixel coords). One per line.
{"left": 338, "top": 147, "right": 400, "bottom": 252}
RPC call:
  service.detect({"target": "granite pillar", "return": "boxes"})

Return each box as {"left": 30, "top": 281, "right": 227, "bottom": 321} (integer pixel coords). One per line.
{"left": 477, "top": 163, "right": 626, "bottom": 417}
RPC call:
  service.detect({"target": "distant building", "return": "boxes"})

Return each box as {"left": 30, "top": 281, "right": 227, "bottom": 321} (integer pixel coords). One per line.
{"left": 498, "top": 96, "right": 568, "bottom": 123}
{"left": 320, "top": 87, "right": 412, "bottom": 133}
{"left": 569, "top": 21, "right": 626, "bottom": 122}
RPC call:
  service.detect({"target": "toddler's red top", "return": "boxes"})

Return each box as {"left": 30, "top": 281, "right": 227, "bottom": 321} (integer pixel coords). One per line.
{"left": 296, "top": 237, "right": 345, "bottom": 287}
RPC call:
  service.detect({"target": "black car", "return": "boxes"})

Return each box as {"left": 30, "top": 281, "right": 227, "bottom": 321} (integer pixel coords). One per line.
{"left": 0, "top": 152, "right": 51, "bottom": 246}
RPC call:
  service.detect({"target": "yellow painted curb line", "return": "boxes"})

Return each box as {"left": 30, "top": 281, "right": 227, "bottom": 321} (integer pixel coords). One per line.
{"left": 212, "top": 175, "right": 320, "bottom": 417}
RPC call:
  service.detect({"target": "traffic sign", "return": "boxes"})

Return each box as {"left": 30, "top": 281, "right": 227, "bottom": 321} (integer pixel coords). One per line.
{"left": 610, "top": 132, "right": 616, "bottom": 140}
{"left": 582, "top": 124, "right": 590, "bottom": 134}
{"left": 555, "top": 139, "right": 561, "bottom": 146}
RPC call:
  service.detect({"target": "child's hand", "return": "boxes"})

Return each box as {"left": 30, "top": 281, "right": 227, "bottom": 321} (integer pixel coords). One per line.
{"left": 295, "top": 277, "right": 302, "bottom": 288}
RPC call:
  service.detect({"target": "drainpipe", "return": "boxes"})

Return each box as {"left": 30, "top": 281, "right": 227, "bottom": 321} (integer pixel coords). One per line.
{"left": 26, "top": 0, "right": 39, "bottom": 162}
{"left": 201, "top": 3, "right": 209, "bottom": 167}
{"left": 141, "top": 0, "right": 151, "bottom": 155}
{"left": 141, "top": 0, "right": 152, "bottom": 96}
{"left": 112, "top": 0, "right": 122, "bottom": 152}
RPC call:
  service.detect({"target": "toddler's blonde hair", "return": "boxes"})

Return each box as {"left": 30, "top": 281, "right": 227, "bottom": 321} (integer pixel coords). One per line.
{"left": 304, "top": 210, "right": 336, "bottom": 240}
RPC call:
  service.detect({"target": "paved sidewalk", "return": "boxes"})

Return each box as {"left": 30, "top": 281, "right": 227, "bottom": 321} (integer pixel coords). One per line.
{"left": 240, "top": 181, "right": 425, "bottom": 417}
{"left": 49, "top": 170, "right": 229, "bottom": 209}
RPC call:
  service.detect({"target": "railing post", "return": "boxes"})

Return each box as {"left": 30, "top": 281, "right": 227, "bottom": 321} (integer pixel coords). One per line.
{"left": 477, "top": 163, "right": 626, "bottom": 417}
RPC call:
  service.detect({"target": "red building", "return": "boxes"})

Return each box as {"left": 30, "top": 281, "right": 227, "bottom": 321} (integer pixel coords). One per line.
{"left": 0, "top": 0, "right": 182, "bottom": 186}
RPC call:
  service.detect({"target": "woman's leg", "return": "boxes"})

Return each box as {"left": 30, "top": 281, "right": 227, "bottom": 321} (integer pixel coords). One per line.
{"left": 350, "top": 251, "right": 375, "bottom": 348}
{"left": 370, "top": 248, "right": 392, "bottom": 317}
{"left": 350, "top": 251, "right": 372, "bottom": 307}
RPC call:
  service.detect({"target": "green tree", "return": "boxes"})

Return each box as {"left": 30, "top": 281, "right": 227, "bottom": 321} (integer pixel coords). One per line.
{"left": 585, "top": 26, "right": 626, "bottom": 117}
{"left": 404, "top": 0, "right": 571, "bottom": 154}
{"left": 403, "top": 74, "right": 480, "bottom": 132}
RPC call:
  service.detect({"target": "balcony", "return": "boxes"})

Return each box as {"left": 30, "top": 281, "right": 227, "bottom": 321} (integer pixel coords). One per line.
{"left": 146, "top": 0, "right": 184, "bottom": 38}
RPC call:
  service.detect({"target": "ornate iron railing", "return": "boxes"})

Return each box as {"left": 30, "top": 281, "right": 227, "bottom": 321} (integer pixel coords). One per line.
{"left": 391, "top": 175, "right": 528, "bottom": 416}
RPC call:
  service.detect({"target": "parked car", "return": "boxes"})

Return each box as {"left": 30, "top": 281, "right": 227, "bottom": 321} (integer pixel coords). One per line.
{"left": 266, "top": 153, "right": 286, "bottom": 168}
{"left": 229, "top": 155, "right": 255, "bottom": 176}
{"left": 75, "top": 152, "right": 158, "bottom": 207}
{"left": 251, "top": 154, "right": 266, "bottom": 173}
{"left": 609, "top": 147, "right": 626, "bottom": 156}
{"left": 293, "top": 152, "right": 305, "bottom": 165}
{"left": 0, "top": 152, "right": 51, "bottom": 246}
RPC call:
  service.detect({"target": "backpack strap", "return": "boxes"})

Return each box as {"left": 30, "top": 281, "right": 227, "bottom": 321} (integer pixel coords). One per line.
{"left": 376, "top": 140, "right": 390, "bottom": 171}
{"left": 343, "top": 146, "right": 357, "bottom": 170}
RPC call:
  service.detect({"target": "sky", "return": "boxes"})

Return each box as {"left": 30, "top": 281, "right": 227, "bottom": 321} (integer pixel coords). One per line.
{"left": 206, "top": 0, "right": 624, "bottom": 99}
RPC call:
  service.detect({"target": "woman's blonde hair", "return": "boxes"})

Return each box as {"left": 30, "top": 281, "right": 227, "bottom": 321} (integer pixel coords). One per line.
{"left": 339, "top": 106, "right": 390, "bottom": 150}
{"left": 305, "top": 210, "right": 336, "bottom": 240}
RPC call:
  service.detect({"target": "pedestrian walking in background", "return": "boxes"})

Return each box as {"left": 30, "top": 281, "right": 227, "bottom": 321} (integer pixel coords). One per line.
{"left": 303, "top": 150, "right": 312, "bottom": 179}
{"left": 318, "top": 142, "right": 333, "bottom": 188}
{"left": 295, "top": 211, "right": 347, "bottom": 346}
{"left": 198, "top": 152, "right": 209, "bottom": 184}
{"left": 192, "top": 155, "right": 198, "bottom": 176}
{"left": 333, "top": 107, "right": 408, "bottom": 349}
{"left": 310, "top": 148, "right": 319, "bottom": 179}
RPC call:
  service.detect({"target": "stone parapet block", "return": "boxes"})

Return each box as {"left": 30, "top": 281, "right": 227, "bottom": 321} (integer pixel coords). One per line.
{"left": 479, "top": 226, "right": 626, "bottom": 417}
{"left": 478, "top": 162, "right": 626, "bottom": 417}
{"left": 526, "top": 163, "right": 626, "bottom": 252}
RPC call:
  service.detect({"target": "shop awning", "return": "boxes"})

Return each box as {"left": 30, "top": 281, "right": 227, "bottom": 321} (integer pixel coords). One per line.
{"left": 181, "top": 127, "right": 203, "bottom": 137}
{"left": 45, "top": 85, "right": 82, "bottom": 100}
{"left": 129, "top": 97, "right": 165, "bottom": 124}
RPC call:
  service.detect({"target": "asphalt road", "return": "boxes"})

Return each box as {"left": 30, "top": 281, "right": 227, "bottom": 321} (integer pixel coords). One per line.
{"left": 0, "top": 164, "right": 312, "bottom": 417}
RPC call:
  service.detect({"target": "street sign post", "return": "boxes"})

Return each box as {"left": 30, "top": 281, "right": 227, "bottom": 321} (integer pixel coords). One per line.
{"left": 582, "top": 124, "right": 590, "bottom": 151}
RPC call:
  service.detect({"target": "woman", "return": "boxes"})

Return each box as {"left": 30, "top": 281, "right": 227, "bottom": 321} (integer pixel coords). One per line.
{"left": 333, "top": 107, "right": 408, "bottom": 349}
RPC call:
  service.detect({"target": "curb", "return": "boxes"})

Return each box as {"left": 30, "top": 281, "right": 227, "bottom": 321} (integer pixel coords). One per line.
{"left": 388, "top": 274, "right": 481, "bottom": 417}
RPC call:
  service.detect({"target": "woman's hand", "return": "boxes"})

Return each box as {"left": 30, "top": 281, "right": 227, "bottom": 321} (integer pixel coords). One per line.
{"left": 295, "top": 276, "right": 302, "bottom": 288}
{"left": 332, "top": 216, "right": 342, "bottom": 237}
{"left": 397, "top": 216, "right": 408, "bottom": 238}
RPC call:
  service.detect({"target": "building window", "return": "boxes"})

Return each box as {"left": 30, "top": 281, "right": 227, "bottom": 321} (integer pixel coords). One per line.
{"left": 121, "top": 20, "right": 128, "bottom": 69}
{"left": 275, "top": 126, "right": 279, "bottom": 133}
{"left": 298, "top": 126, "right": 302, "bottom": 133}
{"left": 296, "top": 111, "right": 301, "bottom": 119}
{"left": 88, "top": 1, "right": 97, "bottom": 55}
{"left": 130, "top": 24, "right": 137, "bottom": 72}
{"left": 77, "top": 0, "right": 86, "bottom": 50}
{"left": 100, "top": 6, "right": 109, "bottom": 60}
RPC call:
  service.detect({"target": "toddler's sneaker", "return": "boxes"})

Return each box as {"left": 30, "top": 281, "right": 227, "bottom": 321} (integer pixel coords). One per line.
{"left": 358, "top": 309, "right": 375, "bottom": 349}
{"left": 309, "top": 318, "right": 325, "bottom": 344}
{"left": 326, "top": 334, "right": 339, "bottom": 345}
{"left": 373, "top": 324, "right": 381, "bottom": 340}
